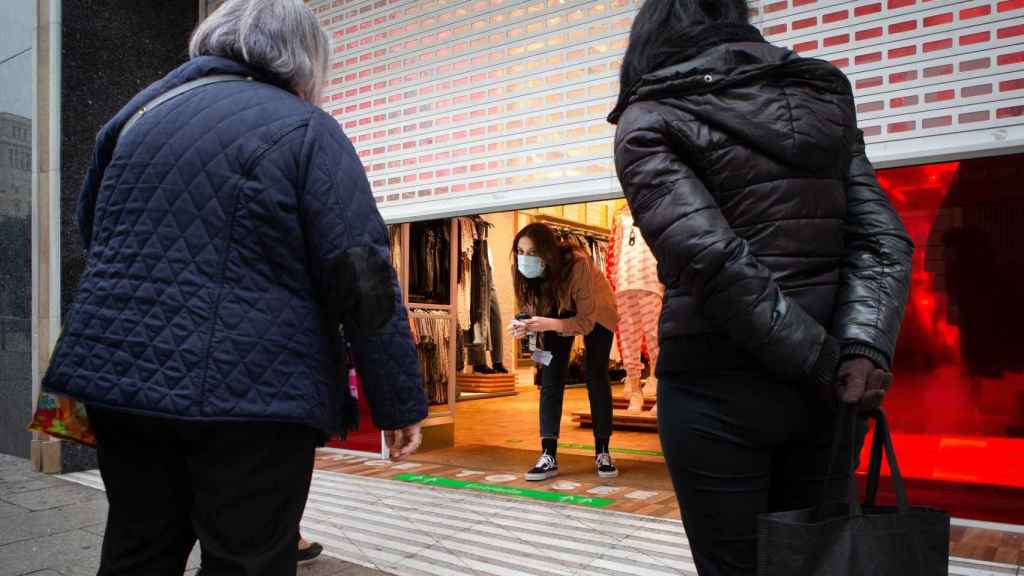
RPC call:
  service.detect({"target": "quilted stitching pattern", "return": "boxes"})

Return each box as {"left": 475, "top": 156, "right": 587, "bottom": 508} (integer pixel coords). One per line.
{"left": 43, "top": 57, "right": 426, "bottom": 434}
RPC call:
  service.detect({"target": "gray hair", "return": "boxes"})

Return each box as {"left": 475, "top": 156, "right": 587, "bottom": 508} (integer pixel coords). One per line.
{"left": 190, "top": 0, "right": 329, "bottom": 103}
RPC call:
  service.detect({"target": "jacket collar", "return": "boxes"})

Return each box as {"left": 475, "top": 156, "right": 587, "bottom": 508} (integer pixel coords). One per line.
{"left": 609, "top": 23, "right": 767, "bottom": 124}
{"left": 608, "top": 42, "right": 849, "bottom": 124}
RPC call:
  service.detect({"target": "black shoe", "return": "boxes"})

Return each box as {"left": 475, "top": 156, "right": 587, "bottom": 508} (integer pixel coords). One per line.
{"left": 474, "top": 364, "right": 495, "bottom": 374}
{"left": 596, "top": 453, "right": 619, "bottom": 479}
{"left": 492, "top": 363, "right": 509, "bottom": 374}
{"left": 525, "top": 452, "right": 559, "bottom": 481}
{"left": 297, "top": 542, "right": 323, "bottom": 564}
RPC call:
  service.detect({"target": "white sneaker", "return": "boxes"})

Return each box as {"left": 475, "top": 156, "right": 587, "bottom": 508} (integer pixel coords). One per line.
{"left": 596, "top": 453, "right": 619, "bottom": 478}
{"left": 525, "top": 453, "right": 559, "bottom": 481}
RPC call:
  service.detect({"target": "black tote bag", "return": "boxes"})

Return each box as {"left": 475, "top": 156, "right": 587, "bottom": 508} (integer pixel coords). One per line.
{"left": 757, "top": 408, "right": 951, "bottom": 576}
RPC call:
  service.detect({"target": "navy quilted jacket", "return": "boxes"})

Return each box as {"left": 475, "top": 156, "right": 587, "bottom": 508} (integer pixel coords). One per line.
{"left": 43, "top": 56, "right": 427, "bottom": 434}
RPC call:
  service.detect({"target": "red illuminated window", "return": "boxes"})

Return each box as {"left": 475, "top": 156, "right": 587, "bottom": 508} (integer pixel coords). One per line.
{"left": 868, "top": 155, "right": 1024, "bottom": 523}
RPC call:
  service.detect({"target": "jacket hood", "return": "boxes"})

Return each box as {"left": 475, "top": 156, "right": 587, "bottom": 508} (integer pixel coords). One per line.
{"left": 610, "top": 43, "right": 855, "bottom": 173}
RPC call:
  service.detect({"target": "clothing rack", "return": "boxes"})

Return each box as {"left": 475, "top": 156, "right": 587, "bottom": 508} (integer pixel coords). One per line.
{"left": 409, "top": 309, "right": 452, "bottom": 406}
{"left": 531, "top": 214, "right": 611, "bottom": 239}
{"left": 408, "top": 220, "right": 451, "bottom": 305}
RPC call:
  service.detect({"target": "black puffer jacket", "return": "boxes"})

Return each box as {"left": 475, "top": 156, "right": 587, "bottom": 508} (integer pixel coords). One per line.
{"left": 612, "top": 42, "right": 913, "bottom": 385}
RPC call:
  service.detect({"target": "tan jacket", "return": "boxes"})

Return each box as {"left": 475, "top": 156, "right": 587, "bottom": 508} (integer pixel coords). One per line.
{"left": 556, "top": 253, "right": 619, "bottom": 336}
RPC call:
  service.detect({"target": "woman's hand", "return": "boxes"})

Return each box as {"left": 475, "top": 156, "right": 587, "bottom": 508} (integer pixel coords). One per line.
{"left": 523, "top": 316, "right": 562, "bottom": 334}
{"left": 509, "top": 320, "right": 529, "bottom": 338}
{"left": 836, "top": 357, "right": 892, "bottom": 412}
{"left": 385, "top": 423, "right": 423, "bottom": 461}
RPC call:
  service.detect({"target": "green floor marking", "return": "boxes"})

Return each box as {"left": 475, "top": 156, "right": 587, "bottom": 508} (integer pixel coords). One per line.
{"left": 557, "top": 442, "right": 664, "bottom": 458}
{"left": 394, "top": 473, "right": 614, "bottom": 508}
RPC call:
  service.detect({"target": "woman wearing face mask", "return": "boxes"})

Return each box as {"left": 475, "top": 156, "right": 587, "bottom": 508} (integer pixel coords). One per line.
{"left": 510, "top": 223, "right": 620, "bottom": 481}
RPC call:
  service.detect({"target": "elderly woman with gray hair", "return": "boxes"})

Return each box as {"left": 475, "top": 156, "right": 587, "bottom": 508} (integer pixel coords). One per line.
{"left": 41, "top": 0, "right": 426, "bottom": 574}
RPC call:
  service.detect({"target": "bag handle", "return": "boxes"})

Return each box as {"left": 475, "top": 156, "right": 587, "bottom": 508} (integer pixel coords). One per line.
{"left": 821, "top": 405, "right": 862, "bottom": 518}
{"left": 119, "top": 74, "right": 251, "bottom": 140}
{"left": 863, "top": 409, "right": 910, "bottom": 513}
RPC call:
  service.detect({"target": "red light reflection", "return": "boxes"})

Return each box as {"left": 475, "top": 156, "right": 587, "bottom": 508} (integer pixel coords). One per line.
{"left": 859, "top": 156, "right": 1024, "bottom": 510}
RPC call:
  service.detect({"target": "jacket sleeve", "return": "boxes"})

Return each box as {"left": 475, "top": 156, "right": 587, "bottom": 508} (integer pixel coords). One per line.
{"left": 613, "top": 104, "right": 831, "bottom": 383}
{"left": 301, "top": 110, "right": 427, "bottom": 430}
{"left": 558, "top": 257, "right": 597, "bottom": 336}
{"left": 832, "top": 131, "right": 914, "bottom": 368}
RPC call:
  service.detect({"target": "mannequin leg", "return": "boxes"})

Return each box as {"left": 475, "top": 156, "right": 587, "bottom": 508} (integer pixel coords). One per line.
{"left": 640, "top": 292, "right": 662, "bottom": 400}
{"left": 617, "top": 291, "right": 646, "bottom": 413}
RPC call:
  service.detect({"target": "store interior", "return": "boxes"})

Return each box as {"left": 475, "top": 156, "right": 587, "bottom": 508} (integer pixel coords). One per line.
{"left": 386, "top": 198, "right": 672, "bottom": 485}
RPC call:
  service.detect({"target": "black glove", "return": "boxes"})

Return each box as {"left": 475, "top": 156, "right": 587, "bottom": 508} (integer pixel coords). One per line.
{"left": 861, "top": 368, "right": 892, "bottom": 412}
{"left": 837, "top": 357, "right": 893, "bottom": 412}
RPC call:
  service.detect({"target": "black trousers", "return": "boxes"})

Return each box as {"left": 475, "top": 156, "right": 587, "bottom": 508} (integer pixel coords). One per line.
{"left": 539, "top": 323, "right": 614, "bottom": 439}
{"left": 657, "top": 372, "right": 866, "bottom": 576}
{"left": 88, "top": 407, "right": 318, "bottom": 576}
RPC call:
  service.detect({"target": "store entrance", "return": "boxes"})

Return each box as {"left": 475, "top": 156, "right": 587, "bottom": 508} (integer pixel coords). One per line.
{"left": 401, "top": 199, "right": 675, "bottom": 499}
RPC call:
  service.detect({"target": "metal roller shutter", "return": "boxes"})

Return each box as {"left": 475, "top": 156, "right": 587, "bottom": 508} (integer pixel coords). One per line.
{"left": 311, "top": 0, "right": 1024, "bottom": 222}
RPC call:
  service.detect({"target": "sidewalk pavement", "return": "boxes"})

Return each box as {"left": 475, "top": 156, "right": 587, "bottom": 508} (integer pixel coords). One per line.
{"left": 0, "top": 453, "right": 387, "bottom": 576}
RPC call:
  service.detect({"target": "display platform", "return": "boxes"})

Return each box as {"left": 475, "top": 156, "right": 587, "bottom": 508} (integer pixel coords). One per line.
{"left": 457, "top": 373, "right": 517, "bottom": 401}
{"left": 573, "top": 409, "right": 658, "bottom": 432}
{"left": 611, "top": 395, "right": 657, "bottom": 411}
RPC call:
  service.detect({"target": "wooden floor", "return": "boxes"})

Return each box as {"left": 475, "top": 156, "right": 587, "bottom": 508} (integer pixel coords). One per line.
{"left": 950, "top": 524, "right": 1024, "bottom": 567}
{"left": 453, "top": 380, "right": 665, "bottom": 461}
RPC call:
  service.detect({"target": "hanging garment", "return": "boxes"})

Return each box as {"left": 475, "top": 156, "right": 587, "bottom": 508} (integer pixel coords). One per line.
{"left": 618, "top": 290, "right": 662, "bottom": 380}
{"left": 389, "top": 224, "right": 402, "bottom": 276}
{"left": 467, "top": 217, "right": 496, "bottom": 364}
{"left": 409, "top": 221, "right": 451, "bottom": 304}
{"left": 410, "top": 311, "right": 451, "bottom": 405}
{"left": 456, "top": 217, "right": 476, "bottom": 332}
{"left": 614, "top": 212, "right": 663, "bottom": 296}
{"left": 470, "top": 218, "right": 493, "bottom": 327}
{"left": 467, "top": 286, "right": 504, "bottom": 367}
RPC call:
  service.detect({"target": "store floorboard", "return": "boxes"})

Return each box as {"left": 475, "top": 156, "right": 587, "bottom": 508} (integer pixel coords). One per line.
{"left": 453, "top": 381, "right": 665, "bottom": 463}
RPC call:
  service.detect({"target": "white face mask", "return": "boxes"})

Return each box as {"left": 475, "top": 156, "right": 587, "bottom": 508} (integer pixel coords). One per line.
{"left": 517, "top": 254, "right": 546, "bottom": 279}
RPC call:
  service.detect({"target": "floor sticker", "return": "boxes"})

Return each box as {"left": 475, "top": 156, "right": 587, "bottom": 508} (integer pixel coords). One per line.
{"left": 624, "top": 490, "right": 660, "bottom": 500}
{"left": 394, "top": 474, "right": 615, "bottom": 508}
{"left": 484, "top": 474, "right": 518, "bottom": 483}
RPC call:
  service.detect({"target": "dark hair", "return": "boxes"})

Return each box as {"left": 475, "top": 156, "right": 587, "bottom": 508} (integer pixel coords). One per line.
{"left": 511, "top": 223, "right": 574, "bottom": 314}
{"left": 617, "top": 0, "right": 750, "bottom": 107}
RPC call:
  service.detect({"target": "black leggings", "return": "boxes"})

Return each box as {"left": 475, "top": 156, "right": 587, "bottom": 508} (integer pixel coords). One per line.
{"left": 539, "top": 323, "right": 614, "bottom": 440}
{"left": 657, "top": 372, "right": 865, "bottom": 576}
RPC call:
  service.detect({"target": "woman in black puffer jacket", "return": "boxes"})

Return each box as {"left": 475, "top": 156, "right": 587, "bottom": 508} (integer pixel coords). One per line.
{"left": 609, "top": 1, "right": 913, "bottom": 574}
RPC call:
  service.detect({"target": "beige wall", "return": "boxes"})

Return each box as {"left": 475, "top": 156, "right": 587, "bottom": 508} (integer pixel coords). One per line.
{"left": 482, "top": 211, "right": 518, "bottom": 372}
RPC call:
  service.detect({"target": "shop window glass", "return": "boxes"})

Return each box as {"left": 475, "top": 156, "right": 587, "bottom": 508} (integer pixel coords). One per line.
{"left": 867, "top": 154, "right": 1024, "bottom": 523}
